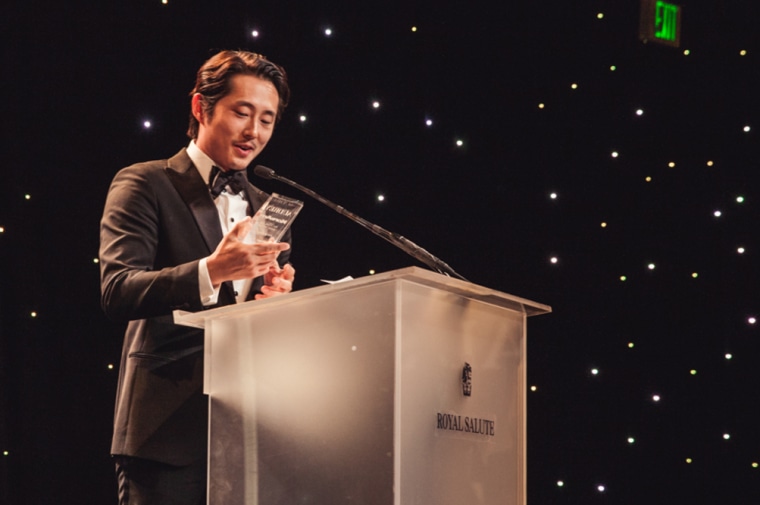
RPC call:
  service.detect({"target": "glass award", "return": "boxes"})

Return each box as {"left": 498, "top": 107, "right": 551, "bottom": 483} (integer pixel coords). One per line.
{"left": 249, "top": 193, "right": 304, "bottom": 243}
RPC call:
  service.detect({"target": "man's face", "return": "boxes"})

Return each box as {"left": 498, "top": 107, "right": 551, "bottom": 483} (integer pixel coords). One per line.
{"left": 193, "top": 74, "right": 279, "bottom": 172}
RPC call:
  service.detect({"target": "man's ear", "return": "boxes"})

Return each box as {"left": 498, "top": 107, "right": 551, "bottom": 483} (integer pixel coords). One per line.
{"left": 191, "top": 93, "right": 204, "bottom": 123}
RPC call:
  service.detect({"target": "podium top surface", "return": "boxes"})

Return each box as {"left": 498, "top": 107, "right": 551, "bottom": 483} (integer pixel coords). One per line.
{"left": 174, "top": 266, "right": 551, "bottom": 329}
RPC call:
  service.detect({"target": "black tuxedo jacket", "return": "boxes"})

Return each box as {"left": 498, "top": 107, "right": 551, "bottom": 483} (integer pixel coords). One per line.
{"left": 99, "top": 148, "right": 291, "bottom": 465}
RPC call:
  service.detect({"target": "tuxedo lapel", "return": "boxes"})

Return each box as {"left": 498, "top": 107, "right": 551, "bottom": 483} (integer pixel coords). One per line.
{"left": 243, "top": 181, "right": 269, "bottom": 218}
{"left": 164, "top": 149, "right": 223, "bottom": 254}
{"left": 164, "top": 149, "right": 236, "bottom": 304}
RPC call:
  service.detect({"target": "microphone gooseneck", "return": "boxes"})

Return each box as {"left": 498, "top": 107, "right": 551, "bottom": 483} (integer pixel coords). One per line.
{"left": 253, "top": 165, "right": 467, "bottom": 281}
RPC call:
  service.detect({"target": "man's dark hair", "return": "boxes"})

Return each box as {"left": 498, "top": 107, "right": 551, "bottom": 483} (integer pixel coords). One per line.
{"left": 187, "top": 50, "right": 290, "bottom": 139}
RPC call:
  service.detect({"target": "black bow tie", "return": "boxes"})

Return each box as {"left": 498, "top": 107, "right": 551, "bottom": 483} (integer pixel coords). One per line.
{"left": 209, "top": 166, "right": 248, "bottom": 197}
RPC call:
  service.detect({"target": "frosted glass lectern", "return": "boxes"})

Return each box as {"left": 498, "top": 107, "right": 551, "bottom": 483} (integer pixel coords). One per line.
{"left": 174, "top": 266, "right": 550, "bottom": 505}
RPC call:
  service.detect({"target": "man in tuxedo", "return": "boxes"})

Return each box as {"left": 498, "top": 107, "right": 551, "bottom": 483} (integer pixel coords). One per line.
{"left": 99, "top": 50, "right": 295, "bottom": 504}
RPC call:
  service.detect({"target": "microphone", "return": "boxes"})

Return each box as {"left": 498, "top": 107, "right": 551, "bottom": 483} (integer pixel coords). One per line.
{"left": 253, "top": 165, "right": 467, "bottom": 281}
{"left": 253, "top": 165, "right": 276, "bottom": 179}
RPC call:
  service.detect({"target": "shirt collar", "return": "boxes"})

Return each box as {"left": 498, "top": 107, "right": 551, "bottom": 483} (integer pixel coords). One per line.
{"left": 186, "top": 140, "right": 217, "bottom": 185}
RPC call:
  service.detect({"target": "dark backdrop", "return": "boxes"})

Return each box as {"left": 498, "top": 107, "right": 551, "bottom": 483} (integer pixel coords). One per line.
{"left": 2, "top": 0, "right": 759, "bottom": 503}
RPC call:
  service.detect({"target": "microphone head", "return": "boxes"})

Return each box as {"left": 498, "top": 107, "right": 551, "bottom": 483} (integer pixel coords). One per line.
{"left": 253, "top": 165, "right": 276, "bottom": 179}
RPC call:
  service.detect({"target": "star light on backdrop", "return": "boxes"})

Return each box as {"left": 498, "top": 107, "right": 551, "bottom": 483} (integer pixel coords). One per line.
{"left": 2, "top": 0, "right": 760, "bottom": 503}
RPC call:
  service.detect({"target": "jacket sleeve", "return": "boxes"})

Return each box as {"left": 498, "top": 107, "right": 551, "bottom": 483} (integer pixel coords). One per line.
{"left": 99, "top": 164, "right": 205, "bottom": 323}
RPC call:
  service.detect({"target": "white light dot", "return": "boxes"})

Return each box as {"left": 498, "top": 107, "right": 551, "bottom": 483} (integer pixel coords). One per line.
{"left": 740, "top": 49, "right": 747, "bottom": 56}
{"left": 748, "top": 317, "right": 756, "bottom": 325}
{"left": 538, "top": 103, "right": 545, "bottom": 109}
{"left": 377, "top": 194, "right": 385, "bottom": 202}
{"left": 571, "top": 83, "right": 578, "bottom": 89}
{"left": 691, "top": 272, "right": 698, "bottom": 278}
{"left": 611, "top": 151, "right": 619, "bottom": 158}
{"left": 368, "top": 269, "right": 376, "bottom": 275}
{"left": 251, "top": 30, "right": 260, "bottom": 38}
{"left": 707, "top": 160, "right": 714, "bottom": 166}
{"left": 143, "top": 120, "right": 152, "bottom": 129}
{"left": 425, "top": 118, "right": 433, "bottom": 127}
{"left": 530, "top": 385, "right": 538, "bottom": 392}
{"left": 668, "top": 161, "right": 676, "bottom": 168}
{"left": 549, "top": 192, "right": 558, "bottom": 200}
{"left": 324, "top": 28, "right": 333, "bottom": 36}
{"left": 108, "top": 363, "right": 114, "bottom": 370}
{"left": 736, "top": 196, "right": 745, "bottom": 203}
{"left": 723, "top": 433, "right": 731, "bottom": 440}
{"left": 627, "top": 437, "right": 635, "bottom": 444}
{"left": 743, "top": 125, "right": 751, "bottom": 133}
{"left": 30, "top": 311, "right": 38, "bottom": 318}
{"left": 161, "top": 0, "right": 167, "bottom": 4}
{"left": 455, "top": 139, "right": 464, "bottom": 147}
{"left": 683, "top": 49, "right": 690, "bottom": 56}
{"left": 737, "top": 247, "right": 746, "bottom": 254}
{"left": 597, "top": 12, "right": 604, "bottom": 19}
{"left": 550, "top": 256, "right": 559, "bottom": 264}
{"left": 2, "top": 451, "right": 8, "bottom": 456}
{"left": 647, "top": 263, "right": 656, "bottom": 270}
{"left": 627, "top": 342, "right": 635, "bottom": 348}
{"left": 686, "top": 458, "right": 693, "bottom": 464}
{"left": 25, "top": 194, "right": 31, "bottom": 200}
{"left": 590, "top": 368, "right": 599, "bottom": 375}
{"left": 557, "top": 480, "right": 564, "bottom": 487}
{"left": 620, "top": 275, "right": 627, "bottom": 282}
{"left": 725, "top": 353, "right": 733, "bottom": 360}
{"left": 597, "top": 484, "right": 606, "bottom": 493}
{"left": 0, "top": 226, "right": 4, "bottom": 233}
{"left": 372, "top": 101, "right": 380, "bottom": 109}
{"left": 690, "top": 369, "right": 697, "bottom": 375}
{"left": 411, "top": 26, "right": 418, "bottom": 32}
{"left": 652, "top": 394, "right": 661, "bottom": 402}
{"left": 714, "top": 210, "right": 722, "bottom": 217}
{"left": 93, "top": 258, "right": 99, "bottom": 264}
{"left": 299, "top": 115, "right": 307, "bottom": 123}
{"left": 636, "top": 109, "right": 644, "bottom": 116}
{"left": 645, "top": 176, "right": 652, "bottom": 182}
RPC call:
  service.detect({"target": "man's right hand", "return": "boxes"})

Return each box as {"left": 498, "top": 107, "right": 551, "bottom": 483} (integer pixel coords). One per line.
{"left": 206, "top": 217, "right": 290, "bottom": 287}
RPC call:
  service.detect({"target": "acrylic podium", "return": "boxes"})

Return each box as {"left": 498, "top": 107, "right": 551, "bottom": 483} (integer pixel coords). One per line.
{"left": 174, "top": 266, "right": 550, "bottom": 505}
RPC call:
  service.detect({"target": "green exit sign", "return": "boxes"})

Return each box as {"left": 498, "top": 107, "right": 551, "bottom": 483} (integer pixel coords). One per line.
{"left": 639, "top": 0, "right": 682, "bottom": 47}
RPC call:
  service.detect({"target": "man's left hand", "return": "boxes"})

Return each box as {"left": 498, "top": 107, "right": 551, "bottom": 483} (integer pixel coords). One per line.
{"left": 255, "top": 263, "right": 296, "bottom": 300}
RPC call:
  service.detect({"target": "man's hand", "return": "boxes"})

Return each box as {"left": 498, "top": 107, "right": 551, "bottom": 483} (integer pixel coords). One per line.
{"left": 206, "top": 217, "right": 290, "bottom": 287}
{"left": 255, "top": 263, "right": 296, "bottom": 300}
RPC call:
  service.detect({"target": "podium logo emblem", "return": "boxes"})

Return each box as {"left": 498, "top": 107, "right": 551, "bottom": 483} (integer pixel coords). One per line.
{"left": 462, "top": 362, "right": 472, "bottom": 397}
